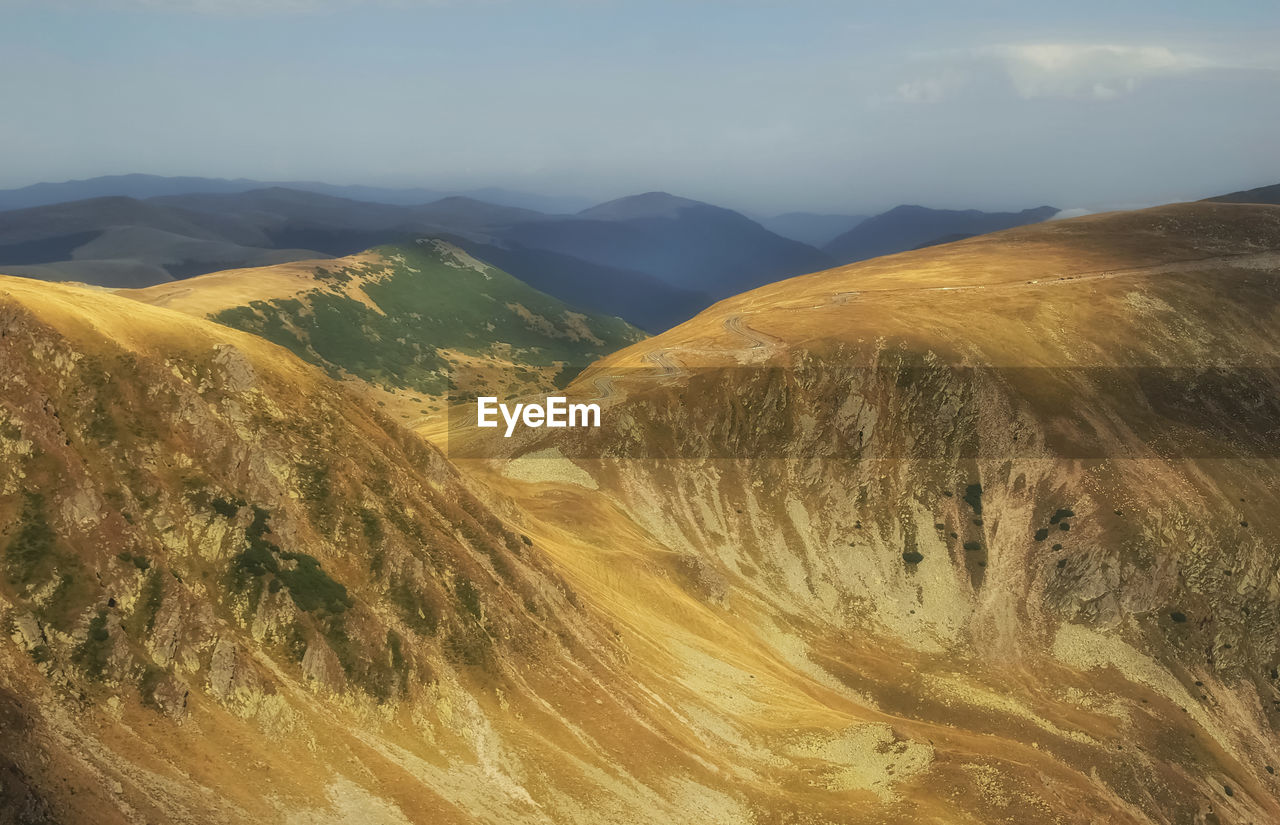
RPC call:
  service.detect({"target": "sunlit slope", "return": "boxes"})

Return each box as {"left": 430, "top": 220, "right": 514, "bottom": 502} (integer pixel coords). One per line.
{"left": 460, "top": 202, "right": 1280, "bottom": 824}
{"left": 4, "top": 201, "right": 1280, "bottom": 825}
{"left": 0, "top": 276, "right": 782, "bottom": 825}
{"left": 4, "top": 273, "right": 1081, "bottom": 825}
{"left": 126, "top": 239, "right": 644, "bottom": 408}
{"left": 595, "top": 202, "right": 1280, "bottom": 368}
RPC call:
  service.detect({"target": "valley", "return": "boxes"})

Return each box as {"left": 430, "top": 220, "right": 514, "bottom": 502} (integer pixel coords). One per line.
{"left": 2, "top": 200, "right": 1279, "bottom": 823}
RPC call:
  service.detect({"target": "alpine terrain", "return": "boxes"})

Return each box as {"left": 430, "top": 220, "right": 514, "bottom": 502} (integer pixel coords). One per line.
{"left": 1, "top": 201, "right": 1279, "bottom": 824}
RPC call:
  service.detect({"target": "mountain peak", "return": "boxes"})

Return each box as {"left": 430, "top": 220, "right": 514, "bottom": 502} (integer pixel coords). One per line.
{"left": 578, "top": 191, "right": 708, "bottom": 221}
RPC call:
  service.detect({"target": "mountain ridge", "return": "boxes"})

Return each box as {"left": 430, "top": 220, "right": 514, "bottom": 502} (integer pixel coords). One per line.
{"left": 823, "top": 203, "right": 1060, "bottom": 264}
{"left": 3, "top": 202, "right": 1280, "bottom": 822}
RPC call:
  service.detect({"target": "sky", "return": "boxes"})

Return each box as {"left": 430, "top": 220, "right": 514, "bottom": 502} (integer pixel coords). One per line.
{"left": 1, "top": 0, "right": 1278, "bottom": 214}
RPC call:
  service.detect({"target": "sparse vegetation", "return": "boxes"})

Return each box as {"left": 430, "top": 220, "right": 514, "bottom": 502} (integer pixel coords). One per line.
{"left": 962, "top": 483, "right": 983, "bottom": 515}
{"left": 73, "top": 609, "right": 112, "bottom": 681}
{"left": 4, "top": 493, "right": 58, "bottom": 586}
{"left": 229, "top": 507, "right": 350, "bottom": 616}
{"left": 128, "top": 570, "right": 164, "bottom": 636}
{"left": 454, "top": 575, "right": 484, "bottom": 622}
{"left": 358, "top": 507, "right": 384, "bottom": 545}
{"left": 389, "top": 577, "right": 439, "bottom": 636}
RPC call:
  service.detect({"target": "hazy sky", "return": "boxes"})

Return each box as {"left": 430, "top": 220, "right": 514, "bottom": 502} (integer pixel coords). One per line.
{"left": 1, "top": 0, "right": 1278, "bottom": 213}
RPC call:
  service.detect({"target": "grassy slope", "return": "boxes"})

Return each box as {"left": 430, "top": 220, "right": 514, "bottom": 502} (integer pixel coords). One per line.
{"left": 128, "top": 239, "right": 644, "bottom": 398}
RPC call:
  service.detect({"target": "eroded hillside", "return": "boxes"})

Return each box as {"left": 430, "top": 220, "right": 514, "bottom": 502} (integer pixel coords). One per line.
{"left": 448, "top": 202, "right": 1280, "bottom": 823}
{"left": 3, "top": 202, "right": 1280, "bottom": 824}
{"left": 0, "top": 278, "right": 736, "bottom": 825}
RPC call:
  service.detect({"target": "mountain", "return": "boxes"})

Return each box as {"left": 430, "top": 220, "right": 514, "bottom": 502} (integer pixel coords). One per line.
{"left": 453, "top": 201, "right": 1280, "bottom": 823}
{"left": 149, "top": 190, "right": 709, "bottom": 331}
{"left": 0, "top": 275, "right": 674, "bottom": 824}
{"left": 0, "top": 173, "right": 592, "bottom": 214}
{"left": 1207, "top": 182, "right": 1280, "bottom": 205}
{"left": 504, "top": 192, "right": 835, "bottom": 299}
{"left": 759, "top": 211, "right": 867, "bottom": 247}
{"left": 0, "top": 188, "right": 713, "bottom": 330}
{"left": 0, "top": 195, "right": 326, "bottom": 287}
{"left": 451, "top": 239, "right": 710, "bottom": 334}
{"left": 4, "top": 201, "right": 1280, "bottom": 823}
{"left": 824, "top": 203, "right": 1059, "bottom": 264}
{"left": 126, "top": 239, "right": 644, "bottom": 418}
{"left": 0, "top": 187, "right": 837, "bottom": 331}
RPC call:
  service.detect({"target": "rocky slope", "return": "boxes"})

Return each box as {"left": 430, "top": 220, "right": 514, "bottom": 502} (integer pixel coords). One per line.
{"left": 0, "top": 278, "right": 716, "bottom": 824}
{"left": 452, "top": 202, "right": 1280, "bottom": 823}
{"left": 3, "top": 201, "right": 1280, "bottom": 824}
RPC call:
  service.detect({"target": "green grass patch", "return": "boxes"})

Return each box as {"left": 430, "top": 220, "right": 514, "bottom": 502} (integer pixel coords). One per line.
{"left": 276, "top": 552, "right": 351, "bottom": 616}
{"left": 209, "top": 243, "right": 643, "bottom": 396}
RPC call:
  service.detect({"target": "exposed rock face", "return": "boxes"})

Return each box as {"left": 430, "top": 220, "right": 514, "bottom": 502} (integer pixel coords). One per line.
{"left": 463, "top": 203, "right": 1280, "bottom": 823}
{"left": 2, "top": 203, "right": 1280, "bottom": 824}
{"left": 0, "top": 278, "right": 639, "bottom": 824}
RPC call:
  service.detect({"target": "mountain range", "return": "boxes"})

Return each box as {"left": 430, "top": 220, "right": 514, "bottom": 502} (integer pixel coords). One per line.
{"left": 822, "top": 204, "right": 1061, "bottom": 264}
{"left": 3, "top": 198, "right": 1280, "bottom": 823}
{"left": 0, "top": 173, "right": 595, "bottom": 214}
{"left": 758, "top": 210, "right": 868, "bottom": 247}
{"left": 1208, "top": 183, "right": 1280, "bottom": 205}
{"left": 0, "top": 175, "right": 1072, "bottom": 331}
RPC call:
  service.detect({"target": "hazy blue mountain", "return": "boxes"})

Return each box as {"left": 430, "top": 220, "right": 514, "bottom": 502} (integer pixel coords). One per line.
{"left": 0, "top": 195, "right": 327, "bottom": 285}
{"left": 506, "top": 192, "right": 834, "bottom": 298}
{"left": 453, "top": 239, "right": 710, "bottom": 333}
{"left": 0, "top": 185, "right": 839, "bottom": 331}
{"left": 1206, "top": 182, "right": 1280, "bottom": 205}
{"left": 759, "top": 212, "right": 867, "bottom": 248}
{"left": 0, "top": 173, "right": 591, "bottom": 214}
{"left": 823, "top": 204, "right": 1059, "bottom": 264}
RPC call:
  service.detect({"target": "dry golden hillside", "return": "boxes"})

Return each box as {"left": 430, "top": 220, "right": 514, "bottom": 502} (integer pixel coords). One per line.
{"left": 2, "top": 202, "right": 1280, "bottom": 824}
{"left": 451, "top": 202, "right": 1280, "bottom": 823}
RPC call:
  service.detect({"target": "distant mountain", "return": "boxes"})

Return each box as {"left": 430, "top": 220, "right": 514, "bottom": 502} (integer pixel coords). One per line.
{"left": 911, "top": 232, "right": 976, "bottom": 250}
{"left": 759, "top": 212, "right": 866, "bottom": 248}
{"left": 0, "top": 195, "right": 325, "bottom": 287}
{"left": 505, "top": 192, "right": 834, "bottom": 299}
{"left": 0, "top": 186, "right": 831, "bottom": 330}
{"left": 453, "top": 239, "right": 710, "bottom": 333}
{"left": 0, "top": 173, "right": 592, "bottom": 214}
{"left": 824, "top": 204, "right": 1059, "bottom": 264}
{"left": 577, "top": 191, "right": 706, "bottom": 221}
{"left": 1206, "top": 182, "right": 1280, "bottom": 205}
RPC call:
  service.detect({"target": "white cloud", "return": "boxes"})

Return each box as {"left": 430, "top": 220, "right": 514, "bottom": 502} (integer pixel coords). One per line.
{"left": 985, "top": 44, "right": 1211, "bottom": 100}
{"left": 894, "top": 67, "right": 967, "bottom": 104}
{"left": 893, "top": 43, "right": 1217, "bottom": 104}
